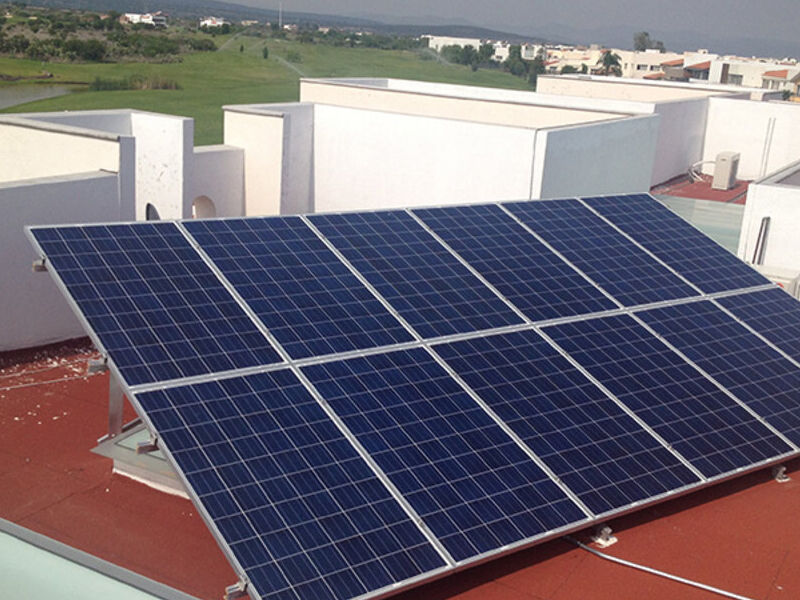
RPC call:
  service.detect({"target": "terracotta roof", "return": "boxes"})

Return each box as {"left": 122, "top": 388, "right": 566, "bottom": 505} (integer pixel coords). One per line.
{"left": 5, "top": 339, "right": 800, "bottom": 600}
{"left": 763, "top": 69, "right": 789, "bottom": 79}
{"left": 661, "top": 58, "right": 684, "bottom": 67}
{"left": 686, "top": 61, "right": 710, "bottom": 70}
{"left": 643, "top": 72, "right": 665, "bottom": 80}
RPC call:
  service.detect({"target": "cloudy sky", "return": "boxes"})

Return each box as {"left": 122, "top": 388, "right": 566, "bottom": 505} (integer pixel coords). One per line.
{"left": 245, "top": 0, "right": 799, "bottom": 56}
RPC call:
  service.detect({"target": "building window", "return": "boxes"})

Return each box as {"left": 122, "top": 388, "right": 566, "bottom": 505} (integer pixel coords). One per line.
{"left": 728, "top": 74, "right": 743, "bottom": 85}
{"left": 637, "top": 64, "right": 648, "bottom": 70}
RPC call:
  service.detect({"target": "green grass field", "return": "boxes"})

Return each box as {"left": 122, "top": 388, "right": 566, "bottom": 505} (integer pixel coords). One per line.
{"left": 0, "top": 36, "right": 532, "bottom": 144}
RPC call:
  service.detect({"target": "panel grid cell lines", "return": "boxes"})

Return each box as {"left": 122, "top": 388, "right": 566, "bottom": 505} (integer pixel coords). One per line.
{"left": 302, "top": 348, "right": 587, "bottom": 563}
{"left": 544, "top": 315, "right": 791, "bottom": 478}
{"left": 718, "top": 288, "right": 800, "bottom": 364}
{"left": 183, "top": 218, "right": 414, "bottom": 359}
{"left": 434, "top": 330, "right": 700, "bottom": 516}
{"left": 30, "top": 224, "right": 281, "bottom": 386}
{"left": 308, "top": 211, "right": 523, "bottom": 339}
{"left": 638, "top": 301, "right": 800, "bottom": 447}
{"left": 503, "top": 199, "right": 698, "bottom": 306}
{"left": 135, "top": 370, "right": 446, "bottom": 600}
{"left": 583, "top": 193, "right": 769, "bottom": 293}
{"left": 411, "top": 204, "right": 616, "bottom": 321}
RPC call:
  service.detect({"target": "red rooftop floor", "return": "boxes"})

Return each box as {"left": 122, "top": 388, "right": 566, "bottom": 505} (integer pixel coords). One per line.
{"left": 2, "top": 340, "right": 800, "bottom": 600}
{"left": 651, "top": 174, "right": 750, "bottom": 204}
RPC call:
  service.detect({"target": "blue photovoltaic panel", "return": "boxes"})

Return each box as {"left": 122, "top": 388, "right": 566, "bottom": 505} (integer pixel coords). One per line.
{"left": 583, "top": 194, "right": 769, "bottom": 293}
{"left": 183, "top": 218, "right": 414, "bottom": 359}
{"left": 411, "top": 204, "right": 616, "bottom": 321}
{"left": 31, "top": 224, "right": 281, "bottom": 386}
{"left": 308, "top": 211, "right": 523, "bottom": 339}
{"left": 434, "top": 330, "right": 700, "bottom": 516}
{"left": 638, "top": 301, "right": 800, "bottom": 446}
{"left": 503, "top": 199, "right": 698, "bottom": 306}
{"left": 545, "top": 315, "right": 791, "bottom": 478}
{"left": 135, "top": 370, "right": 445, "bottom": 600}
{"left": 303, "top": 348, "right": 587, "bottom": 563}
{"left": 718, "top": 288, "right": 800, "bottom": 364}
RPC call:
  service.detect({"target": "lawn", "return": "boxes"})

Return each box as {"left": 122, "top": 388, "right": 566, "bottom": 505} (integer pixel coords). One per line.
{"left": 0, "top": 36, "right": 532, "bottom": 145}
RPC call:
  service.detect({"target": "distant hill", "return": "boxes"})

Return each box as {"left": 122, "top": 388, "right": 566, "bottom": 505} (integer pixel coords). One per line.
{"left": 20, "top": 0, "right": 549, "bottom": 44}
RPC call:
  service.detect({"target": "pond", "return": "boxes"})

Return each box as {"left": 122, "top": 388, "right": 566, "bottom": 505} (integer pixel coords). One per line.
{"left": 0, "top": 84, "right": 74, "bottom": 110}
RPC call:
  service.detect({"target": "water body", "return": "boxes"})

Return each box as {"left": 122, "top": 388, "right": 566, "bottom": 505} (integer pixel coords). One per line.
{"left": 0, "top": 84, "right": 73, "bottom": 110}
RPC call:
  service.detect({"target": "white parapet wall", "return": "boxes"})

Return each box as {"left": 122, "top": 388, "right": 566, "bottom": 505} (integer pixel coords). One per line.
{"left": 130, "top": 111, "right": 193, "bottom": 220}
{"left": 301, "top": 78, "right": 623, "bottom": 128}
{"left": 223, "top": 103, "right": 314, "bottom": 216}
{"left": 1, "top": 172, "right": 124, "bottom": 351}
{"left": 704, "top": 98, "right": 800, "bottom": 180}
{"left": 312, "top": 104, "right": 537, "bottom": 211}
{"left": 190, "top": 145, "right": 245, "bottom": 218}
{"left": 737, "top": 160, "right": 800, "bottom": 274}
{"left": 534, "top": 115, "right": 659, "bottom": 198}
{"left": 0, "top": 118, "right": 122, "bottom": 183}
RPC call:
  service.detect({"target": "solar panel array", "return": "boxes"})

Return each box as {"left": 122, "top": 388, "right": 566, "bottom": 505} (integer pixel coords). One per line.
{"left": 29, "top": 193, "right": 800, "bottom": 600}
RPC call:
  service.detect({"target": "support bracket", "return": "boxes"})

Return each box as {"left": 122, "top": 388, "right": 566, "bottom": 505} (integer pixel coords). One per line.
{"left": 772, "top": 465, "right": 790, "bottom": 483}
{"left": 225, "top": 581, "right": 248, "bottom": 600}
{"left": 135, "top": 435, "right": 159, "bottom": 455}
{"left": 32, "top": 258, "right": 47, "bottom": 272}
{"left": 88, "top": 356, "right": 109, "bottom": 375}
{"left": 591, "top": 524, "right": 618, "bottom": 548}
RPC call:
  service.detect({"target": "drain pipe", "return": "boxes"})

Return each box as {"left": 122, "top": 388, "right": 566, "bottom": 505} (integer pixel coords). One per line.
{"left": 566, "top": 537, "right": 755, "bottom": 600}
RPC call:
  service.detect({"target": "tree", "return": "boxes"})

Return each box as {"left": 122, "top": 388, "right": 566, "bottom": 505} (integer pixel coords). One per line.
{"left": 478, "top": 43, "right": 494, "bottom": 64}
{"left": 633, "top": 31, "right": 665, "bottom": 52}
{"left": 598, "top": 50, "right": 621, "bottom": 75}
{"left": 504, "top": 44, "right": 528, "bottom": 77}
{"left": 561, "top": 65, "right": 578, "bottom": 74}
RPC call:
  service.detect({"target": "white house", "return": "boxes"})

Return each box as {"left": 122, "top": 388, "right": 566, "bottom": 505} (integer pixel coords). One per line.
{"left": 199, "top": 16, "right": 228, "bottom": 28}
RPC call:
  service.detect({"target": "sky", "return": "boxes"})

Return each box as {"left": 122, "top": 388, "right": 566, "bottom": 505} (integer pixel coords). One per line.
{"left": 243, "top": 0, "right": 800, "bottom": 57}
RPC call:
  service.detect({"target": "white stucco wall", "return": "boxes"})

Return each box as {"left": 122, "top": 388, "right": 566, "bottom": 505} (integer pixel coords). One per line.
{"left": 737, "top": 162, "right": 800, "bottom": 273}
{"left": 22, "top": 111, "right": 132, "bottom": 135}
{"left": 313, "top": 104, "right": 536, "bottom": 212}
{"left": 648, "top": 98, "right": 709, "bottom": 186}
{"left": 537, "top": 76, "right": 732, "bottom": 101}
{"left": 190, "top": 145, "right": 244, "bottom": 217}
{"left": 224, "top": 107, "right": 285, "bottom": 216}
{"left": 0, "top": 172, "right": 123, "bottom": 351}
{"left": 535, "top": 115, "right": 659, "bottom": 198}
{"left": 279, "top": 104, "right": 314, "bottom": 214}
{"left": 0, "top": 120, "right": 121, "bottom": 183}
{"left": 131, "top": 112, "right": 193, "bottom": 220}
{"left": 704, "top": 98, "right": 800, "bottom": 180}
{"left": 301, "top": 79, "right": 621, "bottom": 128}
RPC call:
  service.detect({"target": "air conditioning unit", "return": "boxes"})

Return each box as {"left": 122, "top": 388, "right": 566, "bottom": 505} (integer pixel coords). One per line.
{"left": 752, "top": 265, "right": 800, "bottom": 299}
{"left": 712, "top": 151, "right": 740, "bottom": 190}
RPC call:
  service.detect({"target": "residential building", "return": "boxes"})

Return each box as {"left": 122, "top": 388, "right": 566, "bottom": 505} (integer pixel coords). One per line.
{"left": 199, "top": 16, "right": 228, "bottom": 28}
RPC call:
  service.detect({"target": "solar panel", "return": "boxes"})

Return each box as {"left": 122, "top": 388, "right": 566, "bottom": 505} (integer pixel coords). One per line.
{"left": 30, "top": 224, "right": 281, "bottom": 386}
{"left": 718, "top": 288, "right": 800, "bottom": 364}
{"left": 638, "top": 301, "right": 800, "bottom": 446}
{"left": 302, "top": 348, "right": 588, "bottom": 562}
{"left": 411, "top": 204, "right": 616, "bottom": 321}
{"left": 183, "top": 218, "right": 414, "bottom": 359}
{"left": 135, "top": 370, "right": 446, "bottom": 600}
{"left": 503, "top": 199, "right": 698, "bottom": 306}
{"left": 29, "top": 194, "right": 800, "bottom": 600}
{"left": 308, "top": 211, "right": 523, "bottom": 339}
{"left": 434, "top": 330, "right": 701, "bottom": 516}
{"left": 544, "top": 315, "right": 792, "bottom": 478}
{"left": 583, "top": 194, "right": 769, "bottom": 293}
